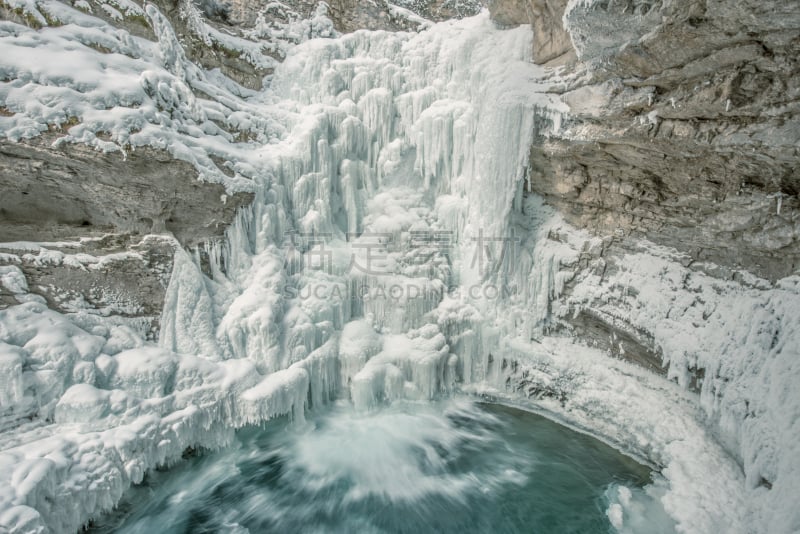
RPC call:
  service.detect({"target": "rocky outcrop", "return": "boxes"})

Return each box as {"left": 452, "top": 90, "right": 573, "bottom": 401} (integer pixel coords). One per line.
{"left": 0, "top": 236, "right": 175, "bottom": 338}
{"left": 0, "top": 135, "right": 252, "bottom": 245}
{"left": 485, "top": 0, "right": 800, "bottom": 394}
{"left": 155, "top": 0, "right": 276, "bottom": 89}
{"left": 0, "top": 0, "right": 273, "bottom": 332}
{"left": 227, "top": 0, "right": 481, "bottom": 34}
{"left": 531, "top": 0, "right": 800, "bottom": 282}
{"left": 0, "top": 132, "right": 253, "bottom": 335}
{"left": 0, "top": 132, "right": 255, "bottom": 336}
{"left": 484, "top": 0, "right": 800, "bottom": 356}
{"left": 487, "top": 0, "right": 572, "bottom": 63}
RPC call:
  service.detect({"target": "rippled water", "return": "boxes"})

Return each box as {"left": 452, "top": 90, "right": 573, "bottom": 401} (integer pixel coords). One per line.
{"left": 92, "top": 399, "right": 674, "bottom": 533}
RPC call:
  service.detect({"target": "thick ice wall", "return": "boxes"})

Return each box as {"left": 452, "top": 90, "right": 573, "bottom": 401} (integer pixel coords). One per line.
{"left": 183, "top": 15, "right": 567, "bottom": 385}
{"left": 267, "top": 15, "right": 566, "bottom": 239}
{"left": 0, "top": 287, "right": 329, "bottom": 533}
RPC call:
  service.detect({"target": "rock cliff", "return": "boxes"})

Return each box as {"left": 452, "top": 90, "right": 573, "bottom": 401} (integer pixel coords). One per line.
{"left": 483, "top": 0, "right": 800, "bottom": 374}
{"left": 495, "top": 0, "right": 799, "bottom": 278}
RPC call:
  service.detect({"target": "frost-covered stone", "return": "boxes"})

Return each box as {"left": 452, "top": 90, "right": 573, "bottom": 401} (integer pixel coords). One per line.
{"left": 54, "top": 384, "right": 111, "bottom": 423}
{"left": 0, "top": 266, "right": 27, "bottom": 295}
{"left": 108, "top": 347, "right": 177, "bottom": 399}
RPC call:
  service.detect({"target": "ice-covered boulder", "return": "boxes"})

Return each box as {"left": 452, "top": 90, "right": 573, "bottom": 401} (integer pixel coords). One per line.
{"left": 54, "top": 384, "right": 111, "bottom": 423}
{"left": 108, "top": 347, "right": 178, "bottom": 399}
{"left": 0, "top": 266, "right": 27, "bottom": 295}
{"left": 102, "top": 325, "right": 145, "bottom": 356}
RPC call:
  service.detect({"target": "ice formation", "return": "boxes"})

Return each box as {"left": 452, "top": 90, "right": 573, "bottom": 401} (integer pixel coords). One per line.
{"left": 0, "top": 2, "right": 798, "bottom": 534}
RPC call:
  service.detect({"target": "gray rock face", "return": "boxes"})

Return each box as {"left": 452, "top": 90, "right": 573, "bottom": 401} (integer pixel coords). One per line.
{"left": 484, "top": 0, "right": 799, "bottom": 273}
{"left": 0, "top": 236, "right": 176, "bottom": 338}
{"left": 154, "top": 0, "right": 275, "bottom": 90}
{"left": 487, "top": 0, "right": 572, "bottom": 63}
{"left": 0, "top": 135, "right": 253, "bottom": 246}
{"left": 228, "top": 0, "right": 481, "bottom": 34}
{"left": 481, "top": 0, "right": 800, "bottom": 392}
{"left": 0, "top": 133, "right": 252, "bottom": 335}
{"left": 0, "top": 0, "right": 260, "bottom": 332}
{"left": 532, "top": 0, "right": 800, "bottom": 282}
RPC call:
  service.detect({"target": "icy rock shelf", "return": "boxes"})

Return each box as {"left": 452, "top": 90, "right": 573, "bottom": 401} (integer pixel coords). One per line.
{"left": 0, "top": 2, "right": 799, "bottom": 533}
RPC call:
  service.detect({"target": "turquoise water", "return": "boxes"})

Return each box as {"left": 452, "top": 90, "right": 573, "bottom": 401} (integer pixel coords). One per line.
{"left": 92, "top": 399, "right": 671, "bottom": 533}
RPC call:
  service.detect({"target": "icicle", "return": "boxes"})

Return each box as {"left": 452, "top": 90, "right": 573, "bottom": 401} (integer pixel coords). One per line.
{"left": 160, "top": 247, "right": 221, "bottom": 359}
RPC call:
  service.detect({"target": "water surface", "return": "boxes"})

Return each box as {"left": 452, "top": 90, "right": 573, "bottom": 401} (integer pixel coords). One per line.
{"left": 92, "top": 398, "right": 673, "bottom": 533}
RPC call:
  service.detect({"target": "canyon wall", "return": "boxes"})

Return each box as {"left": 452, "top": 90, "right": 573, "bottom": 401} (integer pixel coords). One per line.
{"left": 483, "top": 0, "right": 800, "bottom": 370}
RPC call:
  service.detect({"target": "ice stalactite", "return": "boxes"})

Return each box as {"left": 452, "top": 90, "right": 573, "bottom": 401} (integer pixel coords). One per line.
{"left": 3, "top": 5, "right": 799, "bottom": 532}
{"left": 0, "top": 9, "right": 655, "bottom": 532}
{"left": 160, "top": 246, "right": 221, "bottom": 359}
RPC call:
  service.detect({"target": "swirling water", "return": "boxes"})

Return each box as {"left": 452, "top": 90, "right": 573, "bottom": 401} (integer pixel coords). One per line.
{"left": 92, "top": 398, "right": 673, "bottom": 533}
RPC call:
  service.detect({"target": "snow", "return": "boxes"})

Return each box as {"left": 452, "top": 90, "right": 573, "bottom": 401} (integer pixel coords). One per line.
{"left": 0, "top": 299, "right": 322, "bottom": 533}
{"left": 242, "top": 1, "right": 337, "bottom": 52}
{"left": 387, "top": 3, "right": 433, "bottom": 30}
{"left": 0, "top": 3, "right": 798, "bottom": 534}
{"left": 561, "top": 241, "right": 800, "bottom": 533}
{"left": 0, "top": 266, "right": 28, "bottom": 295}
{"left": 54, "top": 384, "right": 111, "bottom": 423}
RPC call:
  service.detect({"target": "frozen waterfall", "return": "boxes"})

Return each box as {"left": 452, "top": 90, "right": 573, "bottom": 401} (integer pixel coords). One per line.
{"left": 159, "top": 14, "right": 568, "bottom": 411}
{"left": 1, "top": 4, "right": 799, "bottom": 534}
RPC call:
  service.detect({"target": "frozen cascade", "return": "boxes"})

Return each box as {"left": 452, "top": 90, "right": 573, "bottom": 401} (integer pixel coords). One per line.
{"left": 159, "top": 247, "right": 221, "bottom": 360}
{"left": 158, "top": 12, "right": 568, "bottom": 415}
